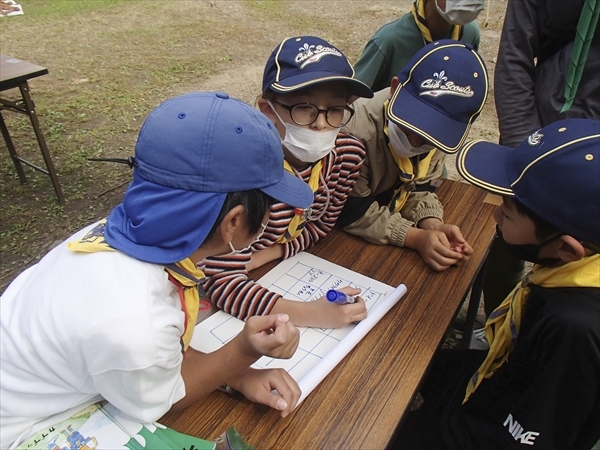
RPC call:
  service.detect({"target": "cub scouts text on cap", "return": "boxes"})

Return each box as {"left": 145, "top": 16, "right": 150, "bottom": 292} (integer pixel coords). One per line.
{"left": 263, "top": 36, "right": 373, "bottom": 99}
{"left": 388, "top": 40, "right": 488, "bottom": 154}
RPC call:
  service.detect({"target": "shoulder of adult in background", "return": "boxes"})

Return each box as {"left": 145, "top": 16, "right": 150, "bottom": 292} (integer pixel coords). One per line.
{"left": 370, "top": 11, "right": 426, "bottom": 46}
{"left": 354, "top": 13, "right": 426, "bottom": 92}
{"left": 368, "top": 12, "right": 430, "bottom": 65}
{"left": 462, "top": 19, "right": 481, "bottom": 47}
{"left": 373, "top": 7, "right": 480, "bottom": 48}
{"left": 343, "top": 88, "right": 389, "bottom": 148}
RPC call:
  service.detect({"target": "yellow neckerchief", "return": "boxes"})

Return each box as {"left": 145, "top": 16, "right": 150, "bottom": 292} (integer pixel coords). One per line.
{"left": 383, "top": 100, "right": 435, "bottom": 212}
{"left": 411, "top": 0, "right": 462, "bottom": 44}
{"left": 67, "top": 219, "right": 207, "bottom": 353}
{"left": 275, "top": 159, "right": 322, "bottom": 244}
{"left": 464, "top": 254, "right": 600, "bottom": 403}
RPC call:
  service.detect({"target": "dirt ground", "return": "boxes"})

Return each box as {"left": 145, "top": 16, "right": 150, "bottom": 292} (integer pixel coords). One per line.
{"left": 186, "top": 0, "right": 505, "bottom": 162}
{"left": 0, "top": 0, "right": 507, "bottom": 291}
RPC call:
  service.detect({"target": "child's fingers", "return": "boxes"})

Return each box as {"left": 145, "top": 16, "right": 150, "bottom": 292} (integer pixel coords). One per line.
{"left": 246, "top": 314, "right": 290, "bottom": 335}
{"left": 427, "top": 248, "right": 462, "bottom": 271}
{"left": 461, "top": 242, "right": 474, "bottom": 255}
{"left": 343, "top": 297, "right": 367, "bottom": 321}
{"left": 444, "top": 225, "right": 466, "bottom": 243}
{"left": 434, "top": 242, "right": 463, "bottom": 259}
{"left": 338, "top": 286, "right": 362, "bottom": 296}
{"left": 269, "top": 371, "right": 301, "bottom": 418}
{"left": 269, "top": 321, "right": 300, "bottom": 356}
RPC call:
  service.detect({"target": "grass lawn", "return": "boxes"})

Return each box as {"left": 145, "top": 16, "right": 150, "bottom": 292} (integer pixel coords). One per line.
{"left": 0, "top": 0, "right": 506, "bottom": 291}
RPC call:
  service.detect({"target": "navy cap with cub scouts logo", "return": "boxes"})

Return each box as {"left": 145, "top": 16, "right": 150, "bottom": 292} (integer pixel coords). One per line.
{"left": 262, "top": 36, "right": 374, "bottom": 99}
{"left": 387, "top": 39, "right": 488, "bottom": 154}
{"left": 105, "top": 92, "right": 314, "bottom": 264}
{"left": 457, "top": 118, "right": 600, "bottom": 245}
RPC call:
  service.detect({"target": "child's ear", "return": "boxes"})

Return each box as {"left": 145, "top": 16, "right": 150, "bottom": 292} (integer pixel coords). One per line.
{"left": 218, "top": 205, "right": 245, "bottom": 243}
{"left": 390, "top": 76, "right": 400, "bottom": 96}
{"left": 557, "top": 235, "right": 587, "bottom": 262}
{"left": 257, "top": 97, "right": 275, "bottom": 118}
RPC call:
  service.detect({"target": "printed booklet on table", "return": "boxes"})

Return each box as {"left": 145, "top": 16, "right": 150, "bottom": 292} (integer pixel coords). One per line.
{"left": 20, "top": 401, "right": 215, "bottom": 450}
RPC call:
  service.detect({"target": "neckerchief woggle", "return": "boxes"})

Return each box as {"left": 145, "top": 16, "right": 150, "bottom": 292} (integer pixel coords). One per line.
{"left": 275, "top": 159, "right": 322, "bottom": 244}
{"left": 67, "top": 219, "right": 209, "bottom": 353}
{"left": 464, "top": 254, "right": 600, "bottom": 403}
{"left": 383, "top": 100, "right": 435, "bottom": 213}
{"left": 411, "top": 0, "right": 462, "bottom": 44}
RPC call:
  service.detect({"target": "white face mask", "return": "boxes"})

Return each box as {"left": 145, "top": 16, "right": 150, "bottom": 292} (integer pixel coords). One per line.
{"left": 269, "top": 101, "right": 338, "bottom": 163}
{"left": 387, "top": 120, "right": 435, "bottom": 158}
{"left": 435, "top": 0, "right": 484, "bottom": 26}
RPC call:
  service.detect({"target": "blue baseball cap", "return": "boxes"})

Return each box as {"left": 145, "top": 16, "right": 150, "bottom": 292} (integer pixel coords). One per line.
{"left": 387, "top": 39, "right": 488, "bottom": 154}
{"left": 262, "top": 36, "right": 373, "bottom": 99}
{"left": 457, "top": 119, "right": 600, "bottom": 245}
{"left": 105, "top": 92, "right": 314, "bottom": 264}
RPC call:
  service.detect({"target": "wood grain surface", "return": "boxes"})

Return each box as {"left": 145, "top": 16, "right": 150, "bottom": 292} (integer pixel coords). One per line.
{"left": 161, "top": 179, "right": 497, "bottom": 450}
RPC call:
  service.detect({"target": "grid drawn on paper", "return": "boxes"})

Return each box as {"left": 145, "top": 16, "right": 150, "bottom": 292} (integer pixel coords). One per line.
{"left": 196, "top": 255, "right": 392, "bottom": 383}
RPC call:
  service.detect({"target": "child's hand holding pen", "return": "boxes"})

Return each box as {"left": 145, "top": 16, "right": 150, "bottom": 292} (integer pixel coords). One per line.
{"left": 326, "top": 289, "right": 358, "bottom": 304}
{"left": 268, "top": 287, "right": 367, "bottom": 329}
{"left": 307, "top": 286, "right": 367, "bottom": 328}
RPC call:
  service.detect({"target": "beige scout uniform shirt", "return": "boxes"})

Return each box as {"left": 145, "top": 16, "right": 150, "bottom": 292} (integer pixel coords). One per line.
{"left": 341, "top": 88, "right": 445, "bottom": 247}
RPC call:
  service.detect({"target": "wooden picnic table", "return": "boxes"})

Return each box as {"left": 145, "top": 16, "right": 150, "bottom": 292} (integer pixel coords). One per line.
{"left": 161, "top": 179, "right": 497, "bottom": 450}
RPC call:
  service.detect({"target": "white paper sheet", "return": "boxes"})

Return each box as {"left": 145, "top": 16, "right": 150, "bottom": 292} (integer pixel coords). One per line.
{"left": 295, "top": 282, "right": 406, "bottom": 404}
{"left": 191, "top": 252, "right": 406, "bottom": 403}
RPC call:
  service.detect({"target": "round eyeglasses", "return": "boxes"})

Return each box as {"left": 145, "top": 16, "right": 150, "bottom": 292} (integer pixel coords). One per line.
{"left": 272, "top": 100, "right": 355, "bottom": 128}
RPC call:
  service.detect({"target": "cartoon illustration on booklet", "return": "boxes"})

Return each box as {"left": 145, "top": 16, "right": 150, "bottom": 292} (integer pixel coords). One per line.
{"left": 20, "top": 401, "right": 214, "bottom": 450}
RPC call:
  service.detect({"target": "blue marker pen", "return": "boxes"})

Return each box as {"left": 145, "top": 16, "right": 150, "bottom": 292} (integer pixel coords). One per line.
{"left": 326, "top": 289, "right": 357, "bottom": 304}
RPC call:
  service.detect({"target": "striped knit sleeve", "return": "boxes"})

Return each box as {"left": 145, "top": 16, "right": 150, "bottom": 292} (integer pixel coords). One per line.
{"left": 201, "top": 203, "right": 296, "bottom": 320}
{"left": 202, "top": 133, "right": 365, "bottom": 320}
{"left": 201, "top": 251, "right": 283, "bottom": 320}
{"left": 283, "top": 133, "right": 366, "bottom": 259}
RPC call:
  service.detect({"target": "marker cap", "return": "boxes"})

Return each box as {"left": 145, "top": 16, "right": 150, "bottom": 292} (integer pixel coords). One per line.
{"left": 326, "top": 290, "right": 355, "bottom": 304}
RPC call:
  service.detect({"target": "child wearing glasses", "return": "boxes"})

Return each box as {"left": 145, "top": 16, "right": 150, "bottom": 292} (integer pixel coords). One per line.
{"left": 201, "top": 36, "right": 374, "bottom": 328}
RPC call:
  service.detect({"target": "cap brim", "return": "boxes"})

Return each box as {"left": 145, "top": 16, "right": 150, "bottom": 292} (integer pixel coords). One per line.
{"left": 105, "top": 173, "right": 226, "bottom": 264}
{"left": 388, "top": 84, "right": 474, "bottom": 154}
{"left": 261, "top": 170, "right": 314, "bottom": 209}
{"left": 456, "top": 140, "right": 515, "bottom": 196}
{"left": 270, "top": 72, "right": 374, "bottom": 99}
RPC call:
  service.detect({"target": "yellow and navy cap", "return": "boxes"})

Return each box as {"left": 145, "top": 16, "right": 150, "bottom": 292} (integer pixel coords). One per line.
{"left": 457, "top": 119, "right": 600, "bottom": 245}
{"left": 262, "top": 36, "right": 373, "bottom": 99}
{"left": 387, "top": 39, "right": 488, "bottom": 154}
